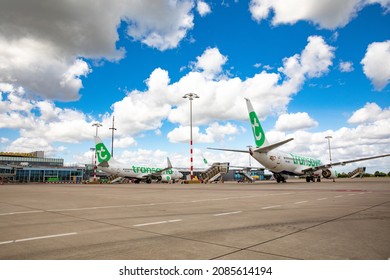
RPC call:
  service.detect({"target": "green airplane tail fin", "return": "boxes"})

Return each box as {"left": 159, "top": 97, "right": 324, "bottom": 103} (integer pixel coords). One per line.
{"left": 94, "top": 136, "right": 112, "bottom": 163}
{"left": 245, "top": 98, "right": 269, "bottom": 148}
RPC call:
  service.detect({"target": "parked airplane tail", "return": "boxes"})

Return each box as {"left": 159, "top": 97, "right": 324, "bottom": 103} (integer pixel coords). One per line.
{"left": 94, "top": 136, "right": 116, "bottom": 166}
{"left": 245, "top": 98, "right": 293, "bottom": 152}
{"left": 245, "top": 98, "right": 269, "bottom": 148}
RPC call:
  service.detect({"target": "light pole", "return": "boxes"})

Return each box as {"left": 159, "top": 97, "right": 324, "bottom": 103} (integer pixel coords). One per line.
{"left": 109, "top": 116, "right": 117, "bottom": 157}
{"left": 183, "top": 93, "right": 199, "bottom": 180}
{"left": 246, "top": 145, "right": 252, "bottom": 167}
{"left": 89, "top": 147, "right": 95, "bottom": 178}
{"left": 92, "top": 123, "right": 102, "bottom": 181}
{"left": 325, "top": 136, "right": 333, "bottom": 164}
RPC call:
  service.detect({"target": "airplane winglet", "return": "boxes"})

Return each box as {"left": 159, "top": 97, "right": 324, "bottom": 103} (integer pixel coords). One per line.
{"left": 167, "top": 157, "right": 172, "bottom": 169}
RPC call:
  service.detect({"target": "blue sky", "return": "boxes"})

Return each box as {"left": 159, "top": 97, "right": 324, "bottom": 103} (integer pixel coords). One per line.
{"left": 0, "top": 0, "right": 390, "bottom": 173}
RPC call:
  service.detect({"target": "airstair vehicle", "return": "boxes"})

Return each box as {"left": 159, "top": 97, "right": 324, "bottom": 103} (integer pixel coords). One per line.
{"left": 236, "top": 169, "right": 255, "bottom": 182}
{"left": 200, "top": 162, "right": 229, "bottom": 183}
{"left": 349, "top": 167, "right": 366, "bottom": 179}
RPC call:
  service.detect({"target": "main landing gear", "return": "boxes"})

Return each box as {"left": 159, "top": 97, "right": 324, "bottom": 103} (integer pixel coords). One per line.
{"left": 274, "top": 173, "right": 286, "bottom": 183}
{"left": 306, "top": 176, "right": 321, "bottom": 183}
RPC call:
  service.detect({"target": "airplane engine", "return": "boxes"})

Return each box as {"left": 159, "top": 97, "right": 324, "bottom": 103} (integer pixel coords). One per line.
{"left": 159, "top": 175, "right": 172, "bottom": 183}
{"left": 322, "top": 169, "right": 337, "bottom": 179}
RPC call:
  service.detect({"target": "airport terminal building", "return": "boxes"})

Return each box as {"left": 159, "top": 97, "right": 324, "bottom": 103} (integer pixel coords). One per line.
{"left": 0, "top": 151, "right": 84, "bottom": 183}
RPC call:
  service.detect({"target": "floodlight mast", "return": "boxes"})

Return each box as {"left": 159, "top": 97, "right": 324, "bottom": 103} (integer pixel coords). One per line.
{"left": 183, "top": 93, "right": 199, "bottom": 180}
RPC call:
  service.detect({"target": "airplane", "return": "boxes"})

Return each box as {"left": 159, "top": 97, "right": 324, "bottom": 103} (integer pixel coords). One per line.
{"left": 94, "top": 136, "right": 183, "bottom": 183}
{"left": 209, "top": 98, "right": 390, "bottom": 183}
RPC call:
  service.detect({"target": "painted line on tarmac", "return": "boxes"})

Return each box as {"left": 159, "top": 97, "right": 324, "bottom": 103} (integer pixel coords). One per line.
{"left": 133, "top": 219, "right": 182, "bottom": 227}
{"left": 261, "top": 205, "right": 281, "bottom": 210}
{"left": 0, "top": 232, "right": 77, "bottom": 245}
{"left": 317, "top": 198, "right": 328, "bottom": 201}
{"left": 0, "top": 193, "right": 297, "bottom": 216}
{"left": 334, "top": 195, "right": 343, "bottom": 198}
{"left": 294, "top": 201, "right": 308, "bottom": 204}
{"left": 191, "top": 195, "right": 256, "bottom": 203}
{"left": 0, "top": 210, "right": 44, "bottom": 216}
{"left": 47, "top": 203, "right": 156, "bottom": 212}
{"left": 213, "top": 211, "right": 242, "bottom": 217}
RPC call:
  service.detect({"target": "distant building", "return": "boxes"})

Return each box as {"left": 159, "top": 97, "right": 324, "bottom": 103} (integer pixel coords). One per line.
{"left": 0, "top": 151, "right": 84, "bottom": 183}
{"left": 0, "top": 151, "right": 63, "bottom": 167}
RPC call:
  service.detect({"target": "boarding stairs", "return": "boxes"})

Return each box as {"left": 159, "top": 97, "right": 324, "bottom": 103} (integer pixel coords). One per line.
{"left": 109, "top": 175, "right": 128, "bottom": 184}
{"left": 237, "top": 170, "right": 254, "bottom": 182}
{"left": 200, "top": 162, "right": 229, "bottom": 183}
{"left": 349, "top": 167, "right": 366, "bottom": 179}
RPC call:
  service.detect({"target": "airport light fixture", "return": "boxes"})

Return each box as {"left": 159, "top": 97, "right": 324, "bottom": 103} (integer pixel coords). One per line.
{"left": 325, "top": 136, "right": 333, "bottom": 164}
{"left": 183, "top": 93, "right": 199, "bottom": 180}
{"left": 92, "top": 122, "right": 102, "bottom": 137}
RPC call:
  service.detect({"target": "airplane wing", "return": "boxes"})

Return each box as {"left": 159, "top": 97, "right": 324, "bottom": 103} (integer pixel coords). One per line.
{"left": 302, "top": 153, "right": 390, "bottom": 173}
{"left": 207, "top": 147, "right": 250, "bottom": 153}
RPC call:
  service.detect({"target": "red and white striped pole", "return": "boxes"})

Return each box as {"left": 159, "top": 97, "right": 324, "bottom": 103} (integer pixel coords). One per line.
{"left": 94, "top": 153, "right": 97, "bottom": 182}
{"left": 190, "top": 139, "right": 193, "bottom": 180}
{"left": 183, "top": 93, "right": 199, "bottom": 180}
{"left": 92, "top": 123, "right": 102, "bottom": 182}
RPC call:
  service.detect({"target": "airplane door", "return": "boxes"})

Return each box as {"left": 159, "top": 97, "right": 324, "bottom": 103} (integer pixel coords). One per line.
{"left": 277, "top": 154, "right": 281, "bottom": 164}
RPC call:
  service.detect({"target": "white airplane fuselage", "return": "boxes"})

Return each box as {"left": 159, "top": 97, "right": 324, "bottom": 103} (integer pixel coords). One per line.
{"left": 99, "top": 162, "right": 183, "bottom": 182}
{"left": 251, "top": 149, "right": 324, "bottom": 177}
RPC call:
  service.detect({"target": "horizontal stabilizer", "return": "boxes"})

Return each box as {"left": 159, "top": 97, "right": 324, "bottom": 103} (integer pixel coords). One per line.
{"left": 253, "top": 138, "right": 294, "bottom": 153}
{"left": 207, "top": 147, "right": 250, "bottom": 153}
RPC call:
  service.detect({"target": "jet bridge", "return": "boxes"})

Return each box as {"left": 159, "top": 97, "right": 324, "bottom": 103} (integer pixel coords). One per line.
{"left": 200, "top": 162, "right": 229, "bottom": 183}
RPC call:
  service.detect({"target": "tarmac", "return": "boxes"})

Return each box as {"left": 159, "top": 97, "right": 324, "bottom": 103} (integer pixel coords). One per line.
{"left": 0, "top": 177, "right": 389, "bottom": 260}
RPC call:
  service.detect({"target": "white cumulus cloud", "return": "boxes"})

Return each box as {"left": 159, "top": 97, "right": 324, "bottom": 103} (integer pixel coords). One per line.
{"left": 124, "top": 0, "right": 195, "bottom": 51}
{"left": 167, "top": 122, "right": 239, "bottom": 143}
{"left": 249, "top": 0, "right": 390, "bottom": 29}
{"left": 105, "top": 36, "right": 334, "bottom": 139}
{"left": 192, "top": 47, "right": 228, "bottom": 79}
{"left": 339, "top": 61, "right": 354, "bottom": 72}
{"left": 361, "top": 40, "right": 390, "bottom": 91}
{"left": 0, "top": 0, "right": 197, "bottom": 101}
{"left": 197, "top": 1, "right": 212, "bottom": 17}
{"left": 275, "top": 112, "right": 319, "bottom": 131}
{"left": 348, "top": 102, "right": 390, "bottom": 124}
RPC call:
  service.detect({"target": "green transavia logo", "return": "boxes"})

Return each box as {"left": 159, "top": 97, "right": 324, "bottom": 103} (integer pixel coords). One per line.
{"left": 249, "top": 111, "right": 265, "bottom": 147}
{"left": 96, "top": 143, "right": 111, "bottom": 162}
